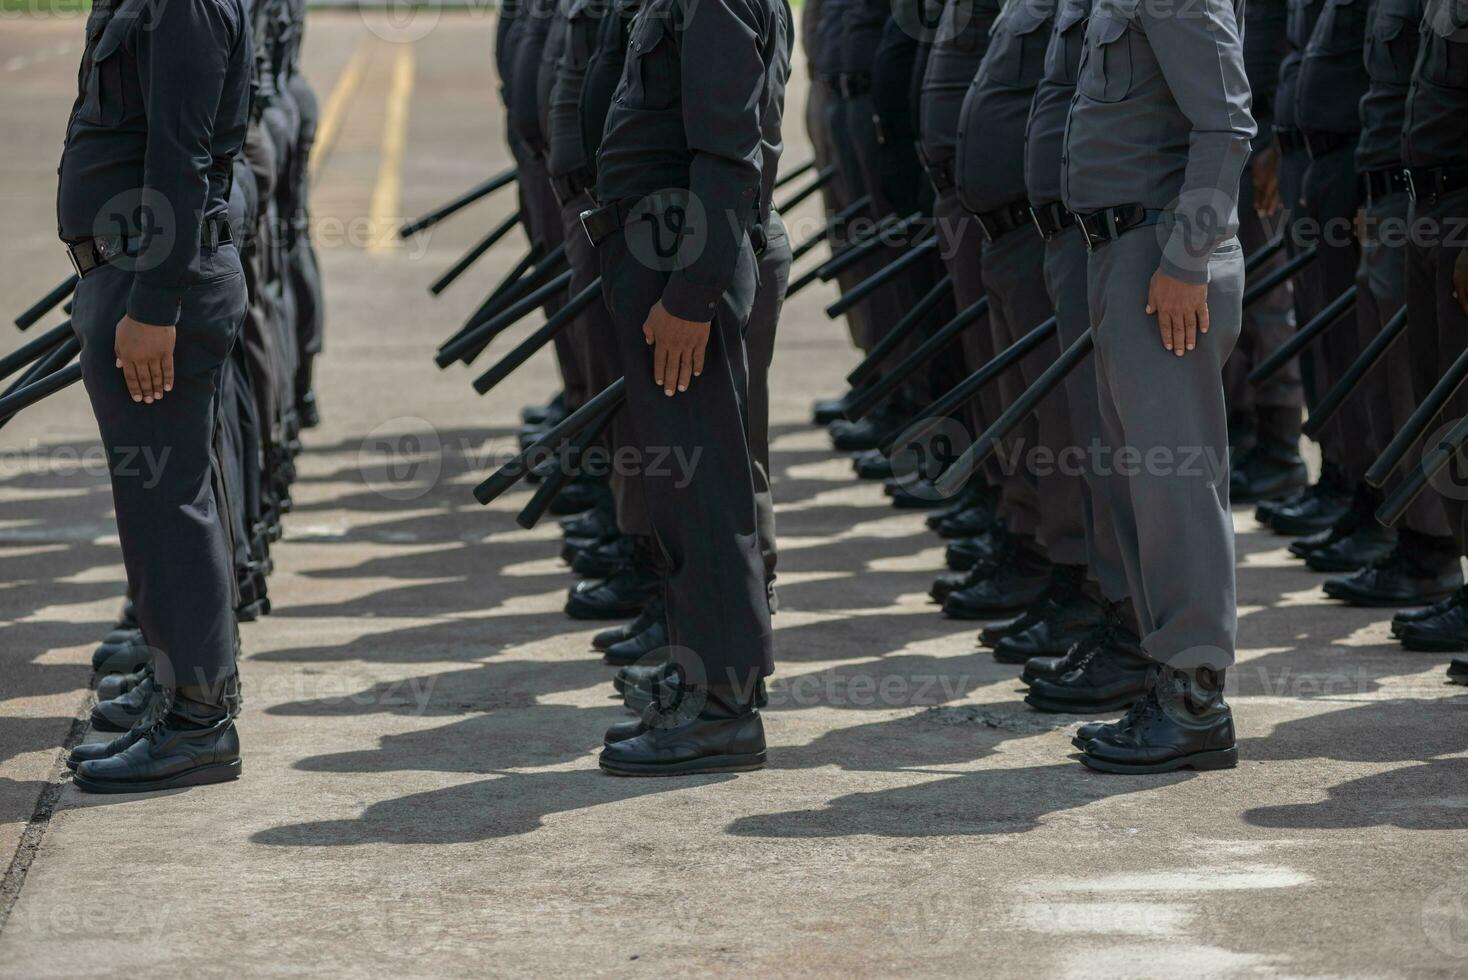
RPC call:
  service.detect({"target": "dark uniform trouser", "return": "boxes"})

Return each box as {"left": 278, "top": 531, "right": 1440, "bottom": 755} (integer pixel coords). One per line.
{"left": 1406, "top": 189, "right": 1468, "bottom": 554}
{"left": 1302, "top": 144, "right": 1365, "bottom": 479}
{"left": 1045, "top": 224, "right": 1128, "bottom": 602}
{"left": 819, "top": 85, "right": 888, "bottom": 355}
{"left": 1225, "top": 162, "right": 1302, "bottom": 421}
{"left": 1360, "top": 191, "right": 1451, "bottom": 538}
{"left": 73, "top": 255, "right": 249, "bottom": 690}
{"left": 931, "top": 191, "right": 1013, "bottom": 507}
{"left": 1088, "top": 230, "right": 1243, "bottom": 670}
{"left": 512, "top": 145, "right": 583, "bottom": 409}
{"left": 750, "top": 214, "right": 790, "bottom": 599}
{"left": 599, "top": 233, "right": 774, "bottom": 687}
{"left": 286, "top": 73, "right": 325, "bottom": 403}
{"left": 1279, "top": 142, "right": 1327, "bottom": 412}
{"left": 560, "top": 190, "right": 651, "bottom": 538}
{"left": 982, "top": 225, "right": 1085, "bottom": 564}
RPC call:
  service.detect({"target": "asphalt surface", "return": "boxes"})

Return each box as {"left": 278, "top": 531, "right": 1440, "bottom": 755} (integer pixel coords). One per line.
{"left": 1, "top": 12, "right": 1467, "bottom": 978}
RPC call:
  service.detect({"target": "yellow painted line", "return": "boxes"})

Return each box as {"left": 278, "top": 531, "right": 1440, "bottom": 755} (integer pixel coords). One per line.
{"left": 309, "top": 35, "right": 369, "bottom": 182}
{"left": 367, "top": 44, "right": 415, "bottom": 254}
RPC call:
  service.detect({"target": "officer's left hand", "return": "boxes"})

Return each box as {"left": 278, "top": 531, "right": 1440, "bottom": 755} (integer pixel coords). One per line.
{"left": 114, "top": 315, "right": 176, "bottom": 404}
{"left": 1454, "top": 250, "right": 1468, "bottom": 317}
{"left": 1146, "top": 269, "right": 1210, "bottom": 358}
{"left": 642, "top": 301, "right": 709, "bottom": 396}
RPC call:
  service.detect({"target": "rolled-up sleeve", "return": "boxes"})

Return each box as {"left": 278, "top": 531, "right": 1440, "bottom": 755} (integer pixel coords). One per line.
{"left": 1144, "top": 0, "right": 1256, "bottom": 283}
{"left": 661, "top": 0, "right": 766, "bottom": 321}
{"left": 129, "top": 0, "right": 237, "bottom": 326}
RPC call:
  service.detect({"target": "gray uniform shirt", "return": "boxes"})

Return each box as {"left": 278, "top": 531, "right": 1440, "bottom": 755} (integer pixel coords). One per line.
{"left": 919, "top": 0, "right": 1003, "bottom": 167}
{"left": 1025, "top": 0, "right": 1092, "bottom": 207}
{"left": 1062, "top": 0, "right": 1257, "bottom": 284}
{"left": 1357, "top": 0, "right": 1422, "bottom": 171}
{"left": 1295, "top": 0, "right": 1370, "bottom": 135}
{"left": 956, "top": 0, "right": 1057, "bottom": 215}
{"left": 1401, "top": 0, "right": 1468, "bottom": 168}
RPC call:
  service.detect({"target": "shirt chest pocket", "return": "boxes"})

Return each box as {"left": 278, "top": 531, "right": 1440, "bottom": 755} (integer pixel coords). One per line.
{"left": 984, "top": 3, "right": 1054, "bottom": 86}
{"left": 622, "top": 12, "right": 678, "bottom": 110}
{"left": 78, "top": 10, "right": 138, "bottom": 126}
{"left": 1363, "top": 5, "right": 1417, "bottom": 82}
{"left": 1076, "top": 9, "right": 1132, "bottom": 103}
{"left": 1044, "top": 0, "right": 1089, "bottom": 85}
{"left": 1310, "top": 0, "right": 1369, "bottom": 56}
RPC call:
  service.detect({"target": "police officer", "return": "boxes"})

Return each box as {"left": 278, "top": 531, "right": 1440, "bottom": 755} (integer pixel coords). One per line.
{"left": 1390, "top": 0, "right": 1468, "bottom": 654}
{"left": 1312, "top": 0, "right": 1463, "bottom": 606}
{"left": 1061, "top": 0, "right": 1254, "bottom": 773}
{"left": 59, "top": 0, "right": 253, "bottom": 792}
{"left": 586, "top": 0, "right": 790, "bottom": 774}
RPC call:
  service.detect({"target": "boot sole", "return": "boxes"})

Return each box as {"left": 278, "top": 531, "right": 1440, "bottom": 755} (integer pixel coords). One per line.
{"left": 564, "top": 600, "right": 652, "bottom": 621}
{"left": 599, "top": 752, "right": 766, "bottom": 776}
{"left": 1080, "top": 746, "right": 1238, "bottom": 774}
{"left": 72, "top": 760, "right": 242, "bottom": 794}
{"left": 1399, "top": 633, "right": 1468, "bottom": 653}
{"left": 1024, "top": 693, "right": 1141, "bottom": 715}
{"left": 945, "top": 597, "right": 1047, "bottom": 620}
{"left": 1322, "top": 583, "right": 1459, "bottom": 608}
{"left": 1304, "top": 558, "right": 1372, "bottom": 574}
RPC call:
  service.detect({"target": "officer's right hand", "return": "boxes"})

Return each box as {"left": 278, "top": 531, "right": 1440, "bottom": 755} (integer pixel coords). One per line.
{"left": 114, "top": 315, "right": 176, "bottom": 405}
{"left": 642, "top": 301, "right": 710, "bottom": 397}
{"left": 1146, "top": 269, "right": 1210, "bottom": 358}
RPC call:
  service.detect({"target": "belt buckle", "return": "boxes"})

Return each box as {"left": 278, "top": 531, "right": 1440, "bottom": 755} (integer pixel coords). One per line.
{"left": 65, "top": 242, "right": 86, "bottom": 279}
{"left": 579, "top": 208, "right": 599, "bottom": 248}
{"left": 1079, "top": 215, "right": 1098, "bottom": 254}
{"left": 1405, "top": 169, "right": 1421, "bottom": 203}
{"left": 1028, "top": 206, "right": 1047, "bottom": 241}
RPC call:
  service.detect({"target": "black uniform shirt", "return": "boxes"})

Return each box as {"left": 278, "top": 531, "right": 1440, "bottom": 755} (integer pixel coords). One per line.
{"left": 574, "top": 0, "right": 638, "bottom": 175}
{"left": 547, "top": 0, "right": 612, "bottom": 179}
{"left": 596, "top": 0, "right": 781, "bottom": 320}
{"left": 956, "top": 0, "right": 1057, "bottom": 215}
{"left": 1276, "top": 0, "right": 1328, "bottom": 130}
{"left": 57, "top": 0, "right": 253, "bottom": 327}
{"left": 1402, "top": 0, "right": 1468, "bottom": 168}
{"left": 840, "top": 0, "right": 888, "bottom": 75}
{"left": 1296, "top": 0, "right": 1371, "bottom": 134}
{"left": 1357, "top": 0, "right": 1423, "bottom": 170}
{"left": 508, "top": 0, "right": 556, "bottom": 154}
{"left": 1245, "top": 0, "right": 1288, "bottom": 135}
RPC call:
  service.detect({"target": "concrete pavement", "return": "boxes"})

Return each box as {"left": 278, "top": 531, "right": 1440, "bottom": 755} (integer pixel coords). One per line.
{"left": 1, "top": 12, "right": 1467, "bottom": 978}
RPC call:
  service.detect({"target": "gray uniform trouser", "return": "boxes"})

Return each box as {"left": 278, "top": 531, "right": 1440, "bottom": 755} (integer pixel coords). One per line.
{"left": 598, "top": 231, "right": 773, "bottom": 688}
{"left": 1225, "top": 163, "right": 1302, "bottom": 417}
{"left": 1279, "top": 142, "right": 1328, "bottom": 415}
{"left": 1302, "top": 144, "right": 1364, "bottom": 479}
{"left": 1088, "top": 229, "right": 1243, "bottom": 670}
{"left": 750, "top": 214, "right": 790, "bottom": 599}
{"left": 560, "top": 190, "right": 649, "bottom": 536}
{"left": 982, "top": 223, "right": 1085, "bottom": 563}
{"left": 73, "top": 255, "right": 249, "bottom": 690}
{"left": 1045, "top": 224, "right": 1128, "bottom": 600}
{"left": 1406, "top": 188, "right": 1468, "bottom": 554}
{"left": 1360, "top": 191, "right": 1450, "bottom": 538}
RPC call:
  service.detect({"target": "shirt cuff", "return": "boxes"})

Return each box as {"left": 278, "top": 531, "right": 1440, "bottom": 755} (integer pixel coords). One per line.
{"left": 661, "top": 274, "right": 722, "bottom": 323}
{"left": 126, "top": 280, "right": 184, "bottom": 327}
{"left": 1158, "top": 251, "right": 1212, "bottom": 286}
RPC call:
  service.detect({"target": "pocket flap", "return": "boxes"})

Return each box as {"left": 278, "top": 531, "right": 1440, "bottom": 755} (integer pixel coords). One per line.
{"left": 91, "top": 0, "right": 145, "bottom": 62}
{"left": 1055, "top": 0, "right": 1090, "bottom": 32}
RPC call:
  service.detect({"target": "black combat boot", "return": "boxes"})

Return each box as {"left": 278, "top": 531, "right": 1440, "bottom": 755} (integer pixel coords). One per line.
{"left": 1230, "top": 407, "right": 1307, "bottom": 504}
{"left": 92, "top": 628, "right": 150, "bottom": 676}
{"left": 1298, "top": 486, "right": 1394, "bottom": 572}
{"left": 1397, "top": 595, "right": 1468, "bottom": 652}
{"left": 298, "top": 390, "right": 321, "bottom": 429}
{"left": 944, "top": 526, "right": 1006, "bottom": 572}
{"left": 90, "top": 674, "right": 165, "bottom": 733}
{"left": 565, "top": 537, "right": 661, "bottom": 620}
{"left": 572, "top": 533, "right": 632, "bottom": 580}
{"left": 1448, "top": 658, "right": 1468, "bottom": 685}
{"left": 1391, "top": 585, "right": 1467, "bottom": 636}
{"left": 829, "top": 400, "right": 905, "bottom": 452}
{"left": 96, "top": 662, "right": 152, "bottom": 702}
{"left": 1081, "top": 667, "right": 1237, "bottom": 774}
{"left": 522, "top": 392, "right": 566, "bottom": 426}
{"left": 812, "top": 396, "right": 847, "bottom": 426}
{"left": 600, "top": 672, "right": 767, "bottom": 776}
{"left": 942, "top": 540, "right": 1051, "bottom": 619}
{"left": 934, "top": 491, "right": 999, "bottom": 540}
{"left": 73, "top": 681, "right": 242, "bottom": 793}
{"left": 991, "top": 566, "right": 1106, "bottom": 663}
{"left": 1259, "top": 464, "right": 1351, "bottom": 535}
{"left": 852, "top": 450, "right": 894, "bottom": 480}
{"left": 550, "top": 475, "right": 610, "bottom": 517}
{"left": 1023, "top": 613, "right": 1151, "bottom": 713}
{"left": 592, "top": 595, "right": 664, "bottom": 652}
{"left": 604, "top": 618, "right": 670, "bottom": 667}
{"left": 1322, "top": 542, "right": 1464, "bottom": 608}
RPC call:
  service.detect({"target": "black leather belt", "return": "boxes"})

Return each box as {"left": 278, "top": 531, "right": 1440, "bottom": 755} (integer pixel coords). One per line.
{"left": 1030, "top": 202, "right": 1077, "bottom": 241}
{"left": 974, "top": 201, "right": 1034, "bottom": 244}
{"left": 1360, "top": 167, "right": 1410, "bottom": 205}
{"left": 580, "top": 199, "right": 766, "bottom": 256}
{"left": 1405, "top": 164, "right": 1468, "bottom": 206}
{"left": 1301, "top": 129, "right": 1352, "bottom": 161}
{"left": 1073, "top": 204, "right": 1164, "bottom": 253}
{"left": 1274, "top": 126, "right": 1305, "bottom": 155}
{"left": 65, "top": 217, "right": 232, "bottom": 279}
{"left": 550, "top": 166, "right": 596, "bottom": 209}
